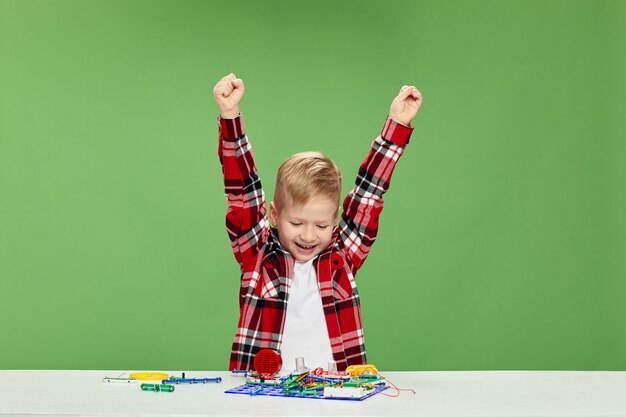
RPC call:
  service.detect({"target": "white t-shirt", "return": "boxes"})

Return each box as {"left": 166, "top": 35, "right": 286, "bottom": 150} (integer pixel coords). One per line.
{"left": 280, "top": 258, "right": 334, "bottom": 374}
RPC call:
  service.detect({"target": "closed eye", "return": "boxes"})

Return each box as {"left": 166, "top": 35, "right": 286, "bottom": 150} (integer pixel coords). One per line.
{"left": 317, "top": 225, "right": 328, "bottom": 229}
{"left": 289, "top": 222, "right": 302, "bottom": 226}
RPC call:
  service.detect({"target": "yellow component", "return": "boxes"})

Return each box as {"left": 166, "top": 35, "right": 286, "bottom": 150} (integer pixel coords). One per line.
{"left": 295, "top": 372, "right": 309, "bottom": 383}
{"left": 345, "top": 364, "right": 378, "bottom": 377}
{"left": 129, "top": 372, "right": 169, "bottom": 381}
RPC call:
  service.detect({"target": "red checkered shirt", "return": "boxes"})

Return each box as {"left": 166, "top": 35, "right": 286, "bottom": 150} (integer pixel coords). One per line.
{"left": 217, "top": 113, "right": 413, "bottom": 371}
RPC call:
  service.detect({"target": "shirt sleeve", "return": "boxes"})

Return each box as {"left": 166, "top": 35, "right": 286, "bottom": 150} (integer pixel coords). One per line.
{"left": 338, "top": 116, "right": 414, "bottom": 272}
{"left": 218, "top": 113, "right": 269, "bottom": 266}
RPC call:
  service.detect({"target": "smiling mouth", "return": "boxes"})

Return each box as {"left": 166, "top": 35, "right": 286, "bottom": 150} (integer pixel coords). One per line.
{"left": 296, "top": 242, "right": 317, "bottom": 250}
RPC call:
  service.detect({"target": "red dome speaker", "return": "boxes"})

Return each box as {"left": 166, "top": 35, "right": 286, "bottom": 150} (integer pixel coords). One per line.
{"left": 253, "top": 349, "right": 282, "bottom": 377}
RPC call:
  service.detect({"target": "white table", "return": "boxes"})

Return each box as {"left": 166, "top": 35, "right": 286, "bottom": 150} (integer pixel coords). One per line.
{"left": 1, "top": 370, "right": 625, "bottom": 416}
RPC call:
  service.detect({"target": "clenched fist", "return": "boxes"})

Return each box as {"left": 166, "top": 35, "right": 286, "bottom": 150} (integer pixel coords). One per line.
{"left": 389, "top": 85, "right": 423, "bottom": 127}
{"left": 213, "top": 73, "right": 245, "bottom": 119}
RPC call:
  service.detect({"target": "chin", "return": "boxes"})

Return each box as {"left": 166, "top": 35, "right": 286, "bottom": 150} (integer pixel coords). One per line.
{"left": 294, "top": 254, "right": 315, "bottom": 262}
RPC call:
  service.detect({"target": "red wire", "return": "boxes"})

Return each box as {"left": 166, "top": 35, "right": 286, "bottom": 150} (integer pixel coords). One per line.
{"left": 376, "top": 372, "right": 416, "bottom": 398}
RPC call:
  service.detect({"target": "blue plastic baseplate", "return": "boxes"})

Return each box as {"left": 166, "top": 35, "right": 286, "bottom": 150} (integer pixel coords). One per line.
{"left": 224, "top": 383, "right": 388, "bottom": 401}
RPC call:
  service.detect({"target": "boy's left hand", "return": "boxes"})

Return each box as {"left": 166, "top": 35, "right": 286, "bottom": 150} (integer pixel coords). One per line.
{"left": 389, "top": 85, "right": 423, "bottom": 126}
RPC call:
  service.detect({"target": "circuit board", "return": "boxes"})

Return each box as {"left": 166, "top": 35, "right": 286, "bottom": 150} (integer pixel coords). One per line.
{"left": 224, "top": 383, "right": 388, "bottom": 401}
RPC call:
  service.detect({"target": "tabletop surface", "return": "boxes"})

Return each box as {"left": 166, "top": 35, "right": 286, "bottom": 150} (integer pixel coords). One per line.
{"left": 1, "top": 370, "right": 625, "bottom": 417}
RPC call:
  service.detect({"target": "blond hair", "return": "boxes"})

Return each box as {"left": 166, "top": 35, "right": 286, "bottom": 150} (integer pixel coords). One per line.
{"left": 274, "top": 151, "right": 342, "bottom": 211}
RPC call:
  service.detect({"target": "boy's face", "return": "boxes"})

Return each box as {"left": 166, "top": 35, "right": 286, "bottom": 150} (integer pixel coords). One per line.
{"left": 269, "top": 197, "right": 338, "bottom": 262}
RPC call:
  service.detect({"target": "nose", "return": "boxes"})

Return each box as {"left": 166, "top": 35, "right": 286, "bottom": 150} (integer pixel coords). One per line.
{"left": 300, "top": 225, "right": 316, "bottom": 243}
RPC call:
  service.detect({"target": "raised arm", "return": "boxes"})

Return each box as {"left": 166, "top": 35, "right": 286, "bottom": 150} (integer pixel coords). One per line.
{"left": 213, "top": 73, "right": 245, "bottom": 119}
{"left": 214, "top": 74, "right": 268, "bottom": 266}
{"left": 338, "top": 85, "right": 423, "bottom": 271}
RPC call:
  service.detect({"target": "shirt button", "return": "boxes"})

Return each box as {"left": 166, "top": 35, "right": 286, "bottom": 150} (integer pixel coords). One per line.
{"left": 330, "top": 253, "right": 344, "bottom": 269}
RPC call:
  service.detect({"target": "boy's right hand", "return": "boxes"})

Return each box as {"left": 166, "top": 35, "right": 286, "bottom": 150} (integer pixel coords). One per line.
{"left": 213, "top": 73, "right": 245, "bottom": 119}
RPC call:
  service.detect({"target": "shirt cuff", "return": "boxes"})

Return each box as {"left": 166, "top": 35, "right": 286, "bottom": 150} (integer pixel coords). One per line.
{"left": 218, "top": 113, "right": 246, "bottom": 141}
{"left": 381, "top": 116, "right": 414, "bottom": 147}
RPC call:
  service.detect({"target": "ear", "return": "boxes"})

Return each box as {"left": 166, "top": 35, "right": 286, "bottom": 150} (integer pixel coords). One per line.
{"left": 269, "top": 201, "right": 278, "bottom": 227}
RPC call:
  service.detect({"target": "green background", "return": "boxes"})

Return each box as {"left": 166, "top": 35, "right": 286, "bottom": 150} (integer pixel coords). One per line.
{"left": 1, "top": 0, "right": 624, "bottom": 371}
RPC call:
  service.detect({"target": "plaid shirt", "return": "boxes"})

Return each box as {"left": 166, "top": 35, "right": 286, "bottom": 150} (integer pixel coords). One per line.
{"left": 218, "top": 114, "right": 413, "bottom": 371}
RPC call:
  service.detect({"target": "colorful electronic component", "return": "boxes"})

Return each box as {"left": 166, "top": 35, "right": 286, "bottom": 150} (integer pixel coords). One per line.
{"left": 225, "top": 382, "right": 387, "bottom": 400}
{"left": 345, "top": 364, "right": 379, "bottom": 377}
{"left": 140, "top": 383, "right": 175, "bottom": 392}
{"left": 253, "top": 349, "right": 282, "bottom": 377}
{"left": 231, "top": 369, "right": 248, "bottom": 377}
{"left": 101, "top": 377, "right": 137, "bottom": 384}
{"left": 323, "top": 386, "right": 369, "bottom": 399}
{"left": 162, "top": 377, "right": 222, "bottom": 384}
{"left": 225, "top": 353, "right": 390, "bottom": 401}
{"left": 129, "top": 372, "right": 169, "bottom": 381}
{"left": 282, "top": 371, "right": 310, "bottom": 390}
{"left": 293, "top": 357, "right": 309, "bottom": 373}
{"left": 311, "top": 367, "right": 351, "bottom": 380}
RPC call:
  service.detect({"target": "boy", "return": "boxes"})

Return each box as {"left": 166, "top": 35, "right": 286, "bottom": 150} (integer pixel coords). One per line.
{"left": 213, "top": 73, "right": 422, "bottom": 372}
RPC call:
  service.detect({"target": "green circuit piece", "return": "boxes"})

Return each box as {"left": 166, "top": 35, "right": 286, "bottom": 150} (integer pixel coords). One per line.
{"left": 245, "top": 380, "right": 281, "bottom": 386}
{"left": 140, "top": 383, "right": 175, "bottom": 392}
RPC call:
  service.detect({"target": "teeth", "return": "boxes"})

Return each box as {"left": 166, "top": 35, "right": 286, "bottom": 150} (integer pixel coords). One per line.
{"left": 297, "top": 243, "right": 315, "bottom": 249}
